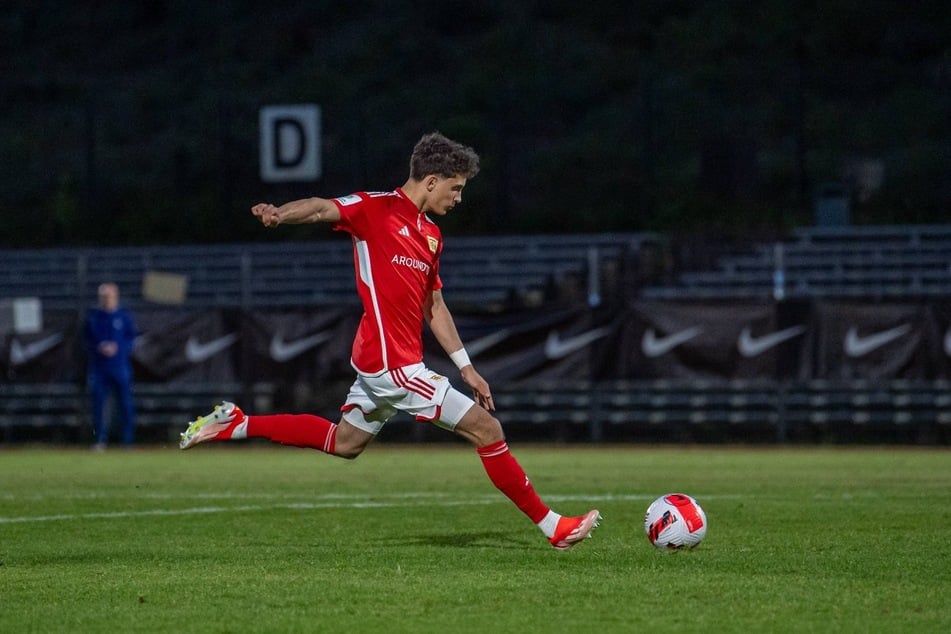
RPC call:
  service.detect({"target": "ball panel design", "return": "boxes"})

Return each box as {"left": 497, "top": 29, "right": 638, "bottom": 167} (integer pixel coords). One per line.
{"left": 644, "top": 493, "right": 707, "bottom": 549}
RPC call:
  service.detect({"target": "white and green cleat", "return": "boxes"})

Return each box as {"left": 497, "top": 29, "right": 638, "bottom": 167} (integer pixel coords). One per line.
{"left": 179, "top": 401, "right": 245, "bottom": 450}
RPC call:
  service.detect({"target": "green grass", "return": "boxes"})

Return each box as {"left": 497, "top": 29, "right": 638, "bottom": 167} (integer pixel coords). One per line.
{"left": 1, "top": 445, "right": 949, "bottom": 633}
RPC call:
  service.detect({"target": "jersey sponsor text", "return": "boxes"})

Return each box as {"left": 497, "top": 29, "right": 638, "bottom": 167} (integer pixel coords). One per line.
{"left": 391, "top": 254, "right": 430, "bottom": 273}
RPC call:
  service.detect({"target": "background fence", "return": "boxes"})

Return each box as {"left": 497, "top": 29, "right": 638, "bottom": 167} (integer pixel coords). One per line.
{"left": 2, "top": 226, "right": 950, "bottom": 445}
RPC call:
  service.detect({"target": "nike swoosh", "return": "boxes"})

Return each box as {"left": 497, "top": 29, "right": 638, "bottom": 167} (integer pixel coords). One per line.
{"left": 737, "top": 325, "right": 806, "bottom": 358}
{"left": 544, "top": 327, "right": 612, "bottom": 360}
{"left": 185, "top": 333, "right": 238, "bottom": 363}
{"left": 10, "top": 333, "right": 65, "bottom": 365}
{"left": 844, "top": 324, "right": 912, "bottom": 358}
{"left": 641, "top": 327, "right": 702, "bottom": 358}
{"left": 466, "top": 328, "right": 513, "bottom": 358}
{"left": 269, "top": 331, "right": 335, "bottom": 362}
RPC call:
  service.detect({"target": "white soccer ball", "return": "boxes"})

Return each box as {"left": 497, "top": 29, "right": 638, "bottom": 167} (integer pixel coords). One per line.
{"left": 644, "top": 493, "right": 707, "bottom": 550}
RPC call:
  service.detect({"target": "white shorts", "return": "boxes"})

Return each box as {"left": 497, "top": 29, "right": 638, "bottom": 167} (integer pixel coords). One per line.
{"left": 340, "top": 363, "right": 476, "bottom": 435}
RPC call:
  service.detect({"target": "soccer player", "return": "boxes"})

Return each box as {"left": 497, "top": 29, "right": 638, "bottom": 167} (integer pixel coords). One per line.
{"left": 180, "top": 132, "right": 600, "bottom": 550}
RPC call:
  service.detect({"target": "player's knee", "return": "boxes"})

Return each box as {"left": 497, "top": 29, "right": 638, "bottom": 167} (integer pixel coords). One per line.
{"left": 332, "top": 435, "right": 369, "bottom": 460}
{"left": 333, "top": 421, "right": 373, "bottom": 460}
{"left": 334, "top": 445, "right": 364, "bottom": 460}
{"left": 456, "top": 407, "right": 504, "bottom": 447}
{"left": 479, "top": 415, "right": 505, "bottom": 445}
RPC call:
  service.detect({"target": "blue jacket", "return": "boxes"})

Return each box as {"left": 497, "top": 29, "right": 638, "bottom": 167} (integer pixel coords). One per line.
{"left": 84, "top": 307, "right": 137, "bottom": 374}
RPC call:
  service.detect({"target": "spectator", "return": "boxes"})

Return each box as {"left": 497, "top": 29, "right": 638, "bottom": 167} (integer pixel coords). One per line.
{"left": 84, "top": 282, "right": 137, "bottom": 449}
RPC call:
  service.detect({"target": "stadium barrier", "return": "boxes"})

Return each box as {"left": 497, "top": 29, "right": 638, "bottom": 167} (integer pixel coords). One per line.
{"left": 0, "top": 382, "right": 275, "bottom": 444}
{"left": 2, "top": 380, "right": 947, "bottom": 445}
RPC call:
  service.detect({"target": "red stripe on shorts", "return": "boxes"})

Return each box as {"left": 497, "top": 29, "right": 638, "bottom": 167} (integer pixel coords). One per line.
{"left": 390, "top": 368, "right": 435, "bottom": 399}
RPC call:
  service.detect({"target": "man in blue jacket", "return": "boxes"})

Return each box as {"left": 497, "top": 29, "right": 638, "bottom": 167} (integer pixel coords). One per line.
{"left": 84, "top": 282, "right": 137, "bottom": 449}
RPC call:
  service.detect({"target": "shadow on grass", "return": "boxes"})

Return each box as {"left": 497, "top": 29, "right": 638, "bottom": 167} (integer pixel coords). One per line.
{"left": 377, "top": 530, "right": 530, "bottom": 549}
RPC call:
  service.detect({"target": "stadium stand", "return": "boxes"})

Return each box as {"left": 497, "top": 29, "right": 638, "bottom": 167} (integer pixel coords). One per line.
{"left": 2, "top": 378, "right": 947, "bottom": 445}
{"left": 3, "top": 228, "right": 949, "bottom": 445}
{"left": 428, "top": 379, "right": 949, "bottom": 443}
{"left": 642, "top": 224, "right": 951, "bottom": 299}
{"left": 0, "top": 382, "right": 275, "bottom": 444}
{"left": 0, "top": 233, "right": 646, "bottom": 310}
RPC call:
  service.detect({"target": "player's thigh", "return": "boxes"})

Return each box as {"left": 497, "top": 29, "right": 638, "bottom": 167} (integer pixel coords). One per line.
{"left": 453, "top": 403, "right": 504, "bottom": 448}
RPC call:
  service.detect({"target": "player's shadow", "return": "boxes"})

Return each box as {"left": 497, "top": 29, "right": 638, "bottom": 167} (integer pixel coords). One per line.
{"left": 378, "top": 530, "right": 528, "bottom": 549}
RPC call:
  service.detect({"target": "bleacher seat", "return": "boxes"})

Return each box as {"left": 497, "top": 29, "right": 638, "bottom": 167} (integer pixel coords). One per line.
{"left": 2, "top": 379, "right": 946, "bottom": 444}
{"left": 0, "top": 233, "right": 645, "bottom": 310}
{"left": 0, "top": 382, "right": 274, "bottom": 443}
{"left": 642, "top": 224, "right": 951, "bottom": 299}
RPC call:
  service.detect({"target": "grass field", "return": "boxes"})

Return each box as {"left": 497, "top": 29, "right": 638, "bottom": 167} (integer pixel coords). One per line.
{"left": 1, "top": 444, "right": 949, "bottom": 633}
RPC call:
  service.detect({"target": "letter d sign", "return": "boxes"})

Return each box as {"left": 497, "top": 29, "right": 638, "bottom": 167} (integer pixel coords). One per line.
{"left": 259, "top": 104, "right": 322, "bottom": 182}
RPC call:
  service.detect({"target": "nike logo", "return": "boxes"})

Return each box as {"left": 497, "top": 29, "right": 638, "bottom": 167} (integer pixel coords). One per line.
{"left": 466, "top": 328, "right": 513, "bottom": 358}
{"left": 269, "top": 331, "right": 334, "bottom": 362}
{"left": 737, "top": 325, "right": 806, "bottom": 358}
{"left": 185, "top": 333, "right": 238, "bottom": 363}
{"left": 10, "top": 333, "right": 64, "bottom": 365}
{"left": 844, "top": 324, "right": 912, "bottom": 358}
{"left": 544, "top": 327, "right": 611, "bottom": 360}
{"left": 641, "top": 327, "right": 702, "bottom": 358}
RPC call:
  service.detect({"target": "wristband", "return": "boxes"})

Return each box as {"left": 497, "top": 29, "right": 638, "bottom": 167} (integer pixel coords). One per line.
{"left": 449, "top": 348, "right": 471, "bottom": 369}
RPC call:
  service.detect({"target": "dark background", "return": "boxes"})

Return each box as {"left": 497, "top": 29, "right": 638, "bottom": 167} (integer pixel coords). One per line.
{"left": 2, "top": 0, "right": 949, "bottom": 248}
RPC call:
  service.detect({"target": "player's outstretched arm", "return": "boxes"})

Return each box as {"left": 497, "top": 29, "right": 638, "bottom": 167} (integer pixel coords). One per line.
{"left": 251, "top": 197, "right": 341, "bottom": 227}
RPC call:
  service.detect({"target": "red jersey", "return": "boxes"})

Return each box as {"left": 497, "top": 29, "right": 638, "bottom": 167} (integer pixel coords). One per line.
{"left": 331, "top": 189, "right": 443, "bottom": 374}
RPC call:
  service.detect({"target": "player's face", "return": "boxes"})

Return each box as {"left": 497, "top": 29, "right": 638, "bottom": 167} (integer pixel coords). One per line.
{"left": 427, "top": 175, "right": 467, "bottom": 216}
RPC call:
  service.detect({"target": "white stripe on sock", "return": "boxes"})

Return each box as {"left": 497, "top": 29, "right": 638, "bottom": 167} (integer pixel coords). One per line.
{"left": 536, "top": 509, "right": 562, "bottom": 539}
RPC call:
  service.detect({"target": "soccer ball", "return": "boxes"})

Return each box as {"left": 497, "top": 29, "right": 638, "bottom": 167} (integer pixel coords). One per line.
{"left": 644, "top": 493, "right": 707, "bottom": 550}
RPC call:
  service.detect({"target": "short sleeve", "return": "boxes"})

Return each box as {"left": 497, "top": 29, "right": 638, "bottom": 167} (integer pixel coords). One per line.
{"left": 331, "top": 193, "right": 369, "bottom": 238}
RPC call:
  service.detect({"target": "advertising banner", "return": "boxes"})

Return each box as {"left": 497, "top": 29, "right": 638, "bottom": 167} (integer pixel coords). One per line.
{"left": 803, "top": 301, "right": 940, "bottom": 380}
{"left": 606, "top": 300, "right": 807, "bottom": 380}
{"left": 4, "top": 300, "right": 950, "bottom": 385}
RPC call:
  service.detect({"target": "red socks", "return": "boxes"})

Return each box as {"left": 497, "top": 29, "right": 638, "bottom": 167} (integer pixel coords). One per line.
{"left": 239, "top": 418, "right": 548, "bottom": 524}
{"left": 247, "top": 414, "right": 337, "bottom": 454}
{"left": 477, "top": 440, "right": 550, "bottom": 523}
{"left": 237, "top": 418, "right": 549, "bottom": 525}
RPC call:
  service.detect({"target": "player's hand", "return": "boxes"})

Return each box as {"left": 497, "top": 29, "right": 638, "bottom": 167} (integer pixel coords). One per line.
{"left": 251, "top": 203, "right": 280, "bottom": 227}
{"left": 461, "top": 365, "right": 494, "bottom": 411}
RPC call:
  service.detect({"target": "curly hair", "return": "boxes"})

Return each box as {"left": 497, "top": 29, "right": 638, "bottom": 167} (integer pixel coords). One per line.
{"left": 409, "top": 132, "right": 480, "bottom": 181}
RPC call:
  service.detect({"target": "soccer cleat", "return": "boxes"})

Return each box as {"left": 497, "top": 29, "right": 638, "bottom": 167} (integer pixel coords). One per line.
{"left": 549, "top": 509, "right": 602, "bottom": 550}
{"left": 179, "top": 401, "right": 245, "bottom": 450}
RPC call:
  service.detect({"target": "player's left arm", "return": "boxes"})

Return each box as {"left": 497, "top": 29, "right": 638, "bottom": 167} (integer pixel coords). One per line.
{"left": 251, "top": 197, "right": 341, "bottom": 227}
{"left": 424, "top": 289, "right": 495, "bottom": 411}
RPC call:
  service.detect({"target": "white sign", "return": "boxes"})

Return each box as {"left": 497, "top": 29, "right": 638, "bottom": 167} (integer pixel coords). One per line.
{"left": 259, "top": 104, "right": 322, "bottom": 182}
{"left": 0, "top": 297, "right": 42, "bottom": 334}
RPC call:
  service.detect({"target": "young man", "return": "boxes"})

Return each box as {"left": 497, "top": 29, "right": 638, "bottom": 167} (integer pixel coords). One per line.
{"left": 180, "top": 132, "right": 600, "bottom": 550}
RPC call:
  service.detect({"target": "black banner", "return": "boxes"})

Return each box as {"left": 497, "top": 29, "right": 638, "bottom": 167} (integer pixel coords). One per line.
{"left": 4, "top": 300, "right": 951, "bottom": 385}
{"left": 803, "top": 301, "right": 940, "bottom": 380}
{"left": 424, "top": 306, "right": 617, "bottom": 382}
{"left": 132, "top": 309, "right": 242, "bottom": 382}
{"left": 240, "top": 307, "right": 357, "bottom": 383}
{"left": 606, "top": 300, "right": 807, "bottom": 379}
{"left": 929, "top": 300, "right": 951, "bottom": 380}
{"left": 0, "top": 309, "right": 80, "bottom": 383}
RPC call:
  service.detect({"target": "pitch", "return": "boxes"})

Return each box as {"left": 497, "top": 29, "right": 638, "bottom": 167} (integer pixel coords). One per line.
{"left": 1, "top": 445, "right": 949, "bottom": 632}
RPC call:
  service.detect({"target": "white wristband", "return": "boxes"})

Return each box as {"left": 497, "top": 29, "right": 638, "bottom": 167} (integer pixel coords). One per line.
{"left": 449, "top": 348, "right": 471, "bottom": 369}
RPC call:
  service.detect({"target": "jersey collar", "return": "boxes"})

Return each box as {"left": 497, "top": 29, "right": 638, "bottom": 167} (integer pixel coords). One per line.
{"left": 395, "top": 187, "right": 428, "bottom": 230}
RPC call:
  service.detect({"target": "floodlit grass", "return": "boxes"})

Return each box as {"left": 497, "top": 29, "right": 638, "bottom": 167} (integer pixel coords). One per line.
{"left": 1, "top": 445, "right": 949, "bottom": 633}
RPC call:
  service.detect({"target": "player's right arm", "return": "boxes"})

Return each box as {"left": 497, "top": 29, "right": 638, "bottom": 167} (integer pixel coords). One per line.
{"left": 251, "top": 197, "right": 341, "bottom": 227}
